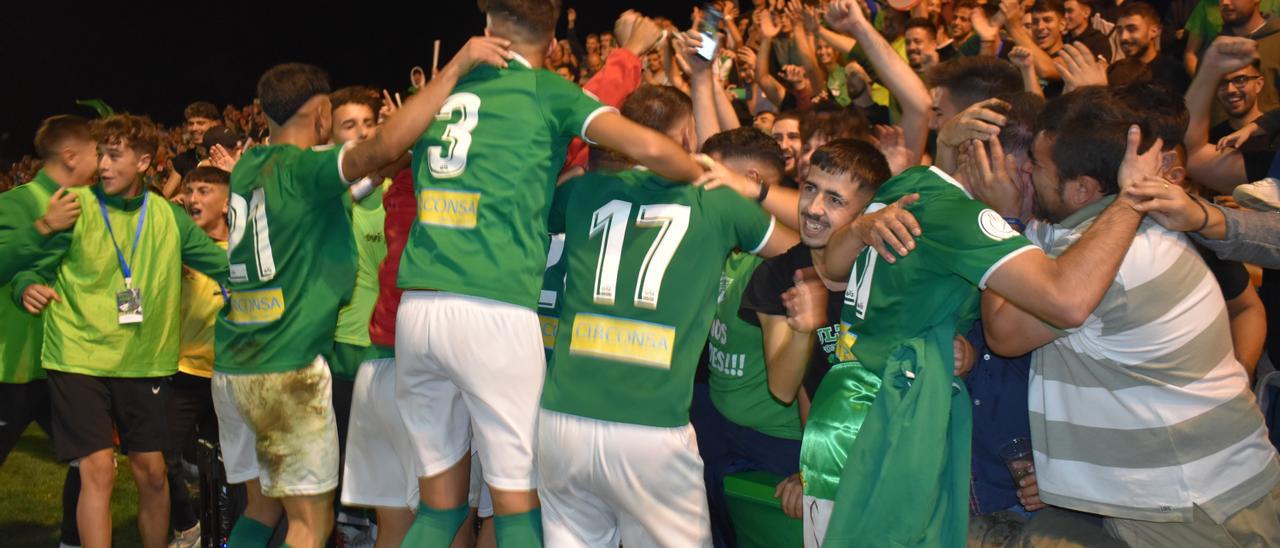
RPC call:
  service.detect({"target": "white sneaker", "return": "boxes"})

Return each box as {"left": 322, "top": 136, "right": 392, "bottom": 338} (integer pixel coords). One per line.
{"left": 168, "top": 522, "right": 200, "bottom": 548}
{"left": 1233, "top": 177, "right": 1280, "bottom": 211}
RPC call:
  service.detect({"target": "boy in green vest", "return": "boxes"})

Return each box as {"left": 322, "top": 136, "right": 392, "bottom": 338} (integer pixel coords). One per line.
{"left": 0, "top": 114, "right": 98, "bottom": 548}
{"left": 13, "top": 113, "right": 229, "bottom": 548}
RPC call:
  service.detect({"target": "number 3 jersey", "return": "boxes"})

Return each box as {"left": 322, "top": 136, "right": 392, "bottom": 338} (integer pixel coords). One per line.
{"left": 216, "top": 144, "right": 356, "bottom": 375}
{"left": 539, "top": 169, "right": 775, "bottom": 428}
{"left": 398, "top": 54, "right": 613, "bottom": 310}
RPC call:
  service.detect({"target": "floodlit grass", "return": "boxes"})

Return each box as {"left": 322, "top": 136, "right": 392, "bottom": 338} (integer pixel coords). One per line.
{"left": 0, "top": 425, "right": 142, "bottom": 547}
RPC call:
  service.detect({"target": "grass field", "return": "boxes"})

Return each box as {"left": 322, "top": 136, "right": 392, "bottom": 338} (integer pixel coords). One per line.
{"left": 0, "top": 425, "right": 142, "bottom": 547}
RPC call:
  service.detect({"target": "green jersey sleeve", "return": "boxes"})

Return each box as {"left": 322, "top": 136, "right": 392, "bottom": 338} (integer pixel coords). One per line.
{"left": 0, "top": 186, "right": 46, "bottom": 284}
{"left": 702, "top": 187, "right": 775, "bottom": 255}
{"left": 286, "top": 144, "right": 352, "bottom": 204}
{"left": 537, "top": 72, "right": 614, "bottom": 144}
{"left": 917, "top": 197, "right": 1037, "bottom": 289}
{"left": 170, "top": 201, "right": 229, "bottom": 283}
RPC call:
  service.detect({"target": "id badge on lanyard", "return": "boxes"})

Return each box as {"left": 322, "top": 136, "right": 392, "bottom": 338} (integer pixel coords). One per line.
{"left": 98, "top": 189, "right": 148, "bottom": 325}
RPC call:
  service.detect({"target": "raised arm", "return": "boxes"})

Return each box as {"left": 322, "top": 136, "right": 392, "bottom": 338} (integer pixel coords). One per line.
{"left": 1184, "top": 37, "right": 1257, "bottom": 193}
{"left": 825, "top": 0, "right": 931, "bottom": 163}
{"left": 586, "top": 112, "right": 703, "bottom": 182}
{"left": 754, "top": 10, "right": 790, "bottom": 106}
{"left": 342, "top": 37, "right": 514, "bottom": 180}
{"left": 999, "top": 0, "right": 1061, "bottom": 79}
{"left": 674, "top": 31, "right": 722, "bottom": 149}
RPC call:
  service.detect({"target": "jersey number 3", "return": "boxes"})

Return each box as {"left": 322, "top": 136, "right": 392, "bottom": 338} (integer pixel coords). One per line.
{"left": 428, "top": 93, "right": 481, "bottom": 178}
{"left": 589, "top": 200, "right": 691, "bottom": 309}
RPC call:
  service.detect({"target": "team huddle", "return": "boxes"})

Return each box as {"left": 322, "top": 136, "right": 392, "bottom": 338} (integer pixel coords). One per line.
{"left": 4, "top": 0, "right": 1280, "bottom": 547}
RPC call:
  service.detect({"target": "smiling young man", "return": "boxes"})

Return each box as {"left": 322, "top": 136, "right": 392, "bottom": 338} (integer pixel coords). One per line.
{"left": 12, "top": 114, "right": 229, "bottom": 548}
{"left": 736, "top": 139, "right": 891, "bottom": 546}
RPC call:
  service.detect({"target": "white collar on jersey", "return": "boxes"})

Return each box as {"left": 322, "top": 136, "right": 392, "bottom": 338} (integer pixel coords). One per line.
{"left": 928, "top": 165, "right": 973, "bottom": 199}
{"left": 508, "top": 51, "right": 534, "bottom": 69}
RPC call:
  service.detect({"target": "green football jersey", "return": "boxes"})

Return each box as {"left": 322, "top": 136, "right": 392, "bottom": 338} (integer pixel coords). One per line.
{"left": 216, "top": 144, "right": 356, "bottom": 374}
{"left": 538, "top": 233, "right": 567, "bottom": 365}
{"left": 540, "top": 170, "right": 776, "bottom": 428}
{"left": 0, "top": 174, "right": 56, "bottom": 384}
{"left": 708, "top": 251, "right": 801, "bottom": 440}
{"left": 334, "top": 179, "right": 389, "bottom": 348}
{"left": 398, "top": 54, "right": 612, "bottom": 310}
{"left": 835, "top": 166, "right": 1036, "bottom": 369}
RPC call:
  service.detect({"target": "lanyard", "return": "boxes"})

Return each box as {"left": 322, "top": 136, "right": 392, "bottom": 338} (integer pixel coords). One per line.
{"left": 96, "top": 188, "right": 149, "bottom": 289}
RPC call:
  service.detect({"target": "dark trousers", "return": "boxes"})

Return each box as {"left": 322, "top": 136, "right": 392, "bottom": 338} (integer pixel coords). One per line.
{"left": 166, "top": 372, "right": 218, "bottom": 532}
{"left": 690, "top": 383, "right": 802, "bottom": 548}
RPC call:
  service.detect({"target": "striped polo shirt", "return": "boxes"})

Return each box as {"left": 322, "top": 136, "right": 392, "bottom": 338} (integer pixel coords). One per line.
{"left": 1026, "top": 197, "right": 1280, "bottom": 524}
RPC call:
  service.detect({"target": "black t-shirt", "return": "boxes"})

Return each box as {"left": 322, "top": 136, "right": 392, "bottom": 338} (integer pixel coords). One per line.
{"left": 1197, "top": 243, "right": 1251, "bottom": 302}
{"left": 738, "top": 243, "right": 846, "bottom": 398}
{"left": 1064, "top": 26, "right": 1113, "bottom": 61}
{"left": 1210, "top": 120, "right": 1280, "bottom": 182}
{"left": 1148, "top": 54, "right": 1192, "bottom": 95}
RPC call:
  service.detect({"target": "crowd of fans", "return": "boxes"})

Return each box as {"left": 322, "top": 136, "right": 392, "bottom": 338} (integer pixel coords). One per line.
{"left": 5, "top": 0, "right": 1280, "bottom": 547}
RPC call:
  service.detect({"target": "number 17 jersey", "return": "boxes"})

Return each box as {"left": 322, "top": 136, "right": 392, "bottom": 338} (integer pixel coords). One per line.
{"left": 397, "top": 54, "right": 612, "bottom": 310}
{"left": 539, "top": 170, "right": 775, "bottom": 428}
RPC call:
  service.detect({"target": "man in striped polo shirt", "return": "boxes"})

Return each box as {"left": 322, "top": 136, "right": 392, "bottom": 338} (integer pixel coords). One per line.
{"left": 983, "top": 88, "right": 1280, "bottom": 544}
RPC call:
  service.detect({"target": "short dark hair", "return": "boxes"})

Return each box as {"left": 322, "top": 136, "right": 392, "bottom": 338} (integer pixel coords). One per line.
{"left": 257, "top": 63, "right": 331, "bottom": 126}
{"left": 1065, "top": 0, "right": 1095, "bottom": 12}
{"left": 991, "top": 91, "right": 1046, "bottom": 157}
{"left": 330, "top": 86, "right": 382, "bottom": 118}
{"left": 479, "top": 0, "right": 560, "bottom": 43}
{"left": 1111, "top": 80, "right": 1187, "bottom": 151}
{"left": 93, "top": 114, "right": 160, "bottom": 159}
{"left": 701, "top": 127, "right": 787, "bottom": 179}
{"left": 1117, "top": 1, "right": 1160, "bottom": 25}
{"left": 955, "top": 0, "right": 979, "bottom": 10}
{"left": 621, "top": 85, "right": 693, "bottom": 134}
{"left": 182, "top": 166, "right": 230, "bottom": 186}
{"left": 184, "top": 101, "right": 220, "bottom": 122}
{"left": 34, "top": 115, "right": 92, "bottom": 161}
{"left": 1030, "top": 0, "right": 1065, "bottom": 16}
{"left": 808, "top": 138, "right": 891, "bottom": 192}
{"left": 1040, "top": 89, "right": 1153, "bottom": 195}
{"left": 926, "top": 57, "right": 1022, "bottom": 108}
{"left": 801, "top": 107, "right": 872, "bottom": 145}
{"left": 905, "top": 17, "right": 938, "bottom": 36}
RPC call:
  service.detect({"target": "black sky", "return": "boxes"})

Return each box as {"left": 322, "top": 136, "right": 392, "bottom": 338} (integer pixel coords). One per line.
{"left": 0, "top": 2, "right": 704, "bottom": 163}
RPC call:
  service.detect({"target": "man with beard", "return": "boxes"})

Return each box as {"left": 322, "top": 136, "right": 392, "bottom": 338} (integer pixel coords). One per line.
{"left": 1217, "top": 0, "right": 1280, "bottom": 111}
{"left": 771, "top": 112, "right": 804, "bottom": 184}
{"left": 1062, "top": 0, "right": 1112, "bottom": 61}
{"left": 1210, "top": 60, "right": 1271, "bottom": 144}
{"left": 1114, "top": 2, "right": 1191, "bottom": 92}
{"left": 904, "top": 18, "right": 947, "bottom": 74}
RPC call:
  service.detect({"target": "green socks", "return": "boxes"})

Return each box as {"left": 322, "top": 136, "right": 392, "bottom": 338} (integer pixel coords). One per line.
{"left": 494, "top": 508, "right": 544, "bottom": 548}
{"left": 403, "top": 501, "right": 470, "bottom": 547}
{"left": 228, "top": 516, "right": 273, "bottom": 547}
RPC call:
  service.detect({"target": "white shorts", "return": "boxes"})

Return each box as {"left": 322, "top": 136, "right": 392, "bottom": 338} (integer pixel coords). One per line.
{"left": 211, "top": 357, "right": 339, "bottom": 498}
{"left": 341, "top": 358, "right": 420, "bottom": 509}
{"left": 537, "top": 409, "right": 711, "bottom": 548}
{"left": 803, "top": 495, "right": 834, "bottom": 548}
{"left": 395, "top": 291, "right": 546, "bottom": 491}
